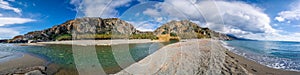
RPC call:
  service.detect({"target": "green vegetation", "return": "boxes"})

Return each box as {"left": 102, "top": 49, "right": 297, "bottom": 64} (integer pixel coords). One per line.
{"left": 75, "top": 34, "right": 114, "bottom": 39}
{"left": 161, "top": 31, "right": 168, "bottom": 35}
{"left": 170, "top": 32, "right": 177, "bottom": 37}
{"left": 130, "top": 34, "right": 158, "bottom": 40}
{"left": 55, "top": 34, "right": 72, "bottom": 41}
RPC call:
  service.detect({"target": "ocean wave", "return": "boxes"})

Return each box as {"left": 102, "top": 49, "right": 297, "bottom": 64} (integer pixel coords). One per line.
{"left": 222, "top": 41, "right": 300, "bottom": 72}
{"left": 220, "top": 41, "right": 235, "bottom": 51}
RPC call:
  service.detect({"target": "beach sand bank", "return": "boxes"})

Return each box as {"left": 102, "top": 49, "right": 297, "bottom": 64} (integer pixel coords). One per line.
{"left": 225, "top": 50, "right": 300, "bottom": 75}
{"left": 116, "top": 39, "right": 300, "bottom": 75}
{"left": 19, "top": 39, "right": 159, "bottom": 46}
{"left": 0, "top": 53, "right": 60, "bottom": 75}
{"left": 4, "top": 39, "right": 300, "bottom": 75}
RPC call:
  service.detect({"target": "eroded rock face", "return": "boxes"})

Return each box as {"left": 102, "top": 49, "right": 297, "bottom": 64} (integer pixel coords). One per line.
{"left": 154, "top": 20, "right": 232, "bottom": 40}
{"left": 9, "top": 18, "right": 233, "bottom": 43}
{"left": 9, "top": 18, "right": 140, "bottom": 42}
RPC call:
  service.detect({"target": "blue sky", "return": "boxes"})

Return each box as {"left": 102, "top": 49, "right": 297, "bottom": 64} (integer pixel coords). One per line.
{"left": 1, "top": 0, "right": 300, "bottom": 41}
{"left": 0, "top": 0, "right": 76, "bottom": 39}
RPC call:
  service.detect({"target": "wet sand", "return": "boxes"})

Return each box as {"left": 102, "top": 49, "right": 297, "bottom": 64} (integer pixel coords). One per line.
{"left": 0, "top": 53, "right": 59, "bottom": 75}
{"left": 225, "top": 50, "right": 300, "bottom": 75}
{"left": 3, "top": 39, "right": 300, "bottom": 75}
{"left": 19, "top": 39, "right": 159, "bottom": 46}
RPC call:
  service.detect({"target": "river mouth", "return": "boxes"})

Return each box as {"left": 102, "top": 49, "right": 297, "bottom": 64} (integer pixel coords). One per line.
{"left": 1, "top": 40, "right": 178, "bottom": 74}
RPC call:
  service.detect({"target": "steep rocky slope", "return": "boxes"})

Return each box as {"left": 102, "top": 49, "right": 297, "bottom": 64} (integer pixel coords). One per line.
{"left": 154, "top": 20, "right": 232, "bottom": 40}
{"left": 8, "top": 18, "right": 233, "bottom": 43}
{"left": 9, "top": 18, "right": 140, "bottom": 43}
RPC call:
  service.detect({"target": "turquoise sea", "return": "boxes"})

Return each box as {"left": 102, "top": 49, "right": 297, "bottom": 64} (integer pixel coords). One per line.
{"left": 224, "top": 40, "right": 300, "bottom": 71}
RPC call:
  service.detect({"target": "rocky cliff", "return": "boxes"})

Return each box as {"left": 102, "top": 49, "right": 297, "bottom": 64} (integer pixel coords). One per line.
{"left": 8, "top": 18, "right": 233, "bottom": 43}
{"left": 9, "top": 17, "right": 140, "bottom": 43}
{"left": 154, "top": 20, "right": 232, "bottom": 40}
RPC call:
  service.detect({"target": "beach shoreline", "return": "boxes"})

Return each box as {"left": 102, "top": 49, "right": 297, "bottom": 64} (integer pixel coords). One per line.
{"left": 2, "top": 39, "right": 300, "bottom": 75}
{"left": 18, "top": 39, "right": 160, "bottom": 46}
{"left": 116, "top": 39, "right": 300, "bottom": 75}
{"left": 0, "top": 53, "right": 60, "bottom": 75}
{"left": 225, "top": 49, "right": 300, "bottom": 75}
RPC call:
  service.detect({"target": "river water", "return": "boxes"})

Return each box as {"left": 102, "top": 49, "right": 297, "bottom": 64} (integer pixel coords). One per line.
{"left": 0, "top": 40, "right": 177, "bottom": 74}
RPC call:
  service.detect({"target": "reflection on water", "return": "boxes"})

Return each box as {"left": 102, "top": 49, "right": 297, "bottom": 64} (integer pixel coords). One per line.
{"left": 0, "top": 40, "right": 177, "bottom": 74}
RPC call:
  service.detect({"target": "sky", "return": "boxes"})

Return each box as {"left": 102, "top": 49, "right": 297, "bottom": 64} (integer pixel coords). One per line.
{"left": 0, "top": 0, "right": 300, "bottom": 41}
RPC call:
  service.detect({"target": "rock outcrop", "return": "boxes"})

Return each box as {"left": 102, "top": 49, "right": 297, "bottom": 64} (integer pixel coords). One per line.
{"left": 8, "top": 18, "right": 233, "bottom": 43}
{"left": 9, "top": 17, "right": 140, "bottom": 43}
{"left": 154, "top": 20, "right": 233, "bottom": 40}
{"left": 0, "top": 39, "right": 8, "bottom": 43}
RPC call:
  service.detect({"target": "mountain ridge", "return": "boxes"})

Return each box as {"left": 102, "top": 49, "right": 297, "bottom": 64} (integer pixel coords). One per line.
{"left": 7, "top": 17, "right": 234, "bottom": 43}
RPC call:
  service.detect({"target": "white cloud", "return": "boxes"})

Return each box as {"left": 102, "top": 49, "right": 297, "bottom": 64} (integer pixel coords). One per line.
{"left": 156, "top": 17, "right": 163, "bottom": 22}
{"left": 0, "top": 27, "right": 20, "bottom": 39}
{"left": 275, "top": 1, "right": 300, "bottom": 22}
{"left": 141, "top": 0, "right": 300, "bottom": 41}
{"left": 128, "top": 21, "right": 157, "bottom": 32}
{"left": 276, "top": 11, "right": 300, "bottom": 22}
{"left": 0, "top": 17, "right": 35, "bottom": 26}
{"left": 143, "top": 0, "right": 277, "bottom": 39}
{"left": 142, "top": 0, "right": 200, "bottom": 20}
{"left": 71, "top": 0, "right": 132, "bottom": 17}
{"left": 143, "top": 8, "right": 160, "bottom": 17}
{"left": 198, "top": 1, "right": 276, "bottom": 34}
{"left": 0, "top": 0, "right": 21, "bottom": 15}
{"left": 0, "top": 13, "right": 2, "bottom": 16}
{"left": 136, "top": 27, "right": 155, "bottom": 31}
{"left": 275, "top": 17, "right": 285, "bottom": 22}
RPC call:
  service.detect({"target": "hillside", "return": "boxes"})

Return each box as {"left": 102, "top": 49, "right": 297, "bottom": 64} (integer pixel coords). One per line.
{"left": 8, "top": 18, "right": 149, "bottom": 43}
{"left": 8, "top": 18, "right": 233, "bottom": 43}
{"left": 154, "top": 20, "right": 232, "bottom": 40}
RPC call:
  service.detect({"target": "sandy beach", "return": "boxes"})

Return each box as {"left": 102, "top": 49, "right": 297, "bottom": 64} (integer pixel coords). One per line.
{"left": 19, "top": 39, "right": 159, "bottom": 46}
{"left": 0, "top": 53, "right": 60, "bottom": 75}
{"left": 2, "top": 39, "right": 300, "bottom": 75}
{"left": 225, "top": 50, "right": 300, "bottom": 75}
{"left": 116, "top": 39, "right": 300, "bottom": 75}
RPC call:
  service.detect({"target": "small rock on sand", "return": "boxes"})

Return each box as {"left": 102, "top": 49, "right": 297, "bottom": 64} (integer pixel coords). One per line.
{"left": 25, "top": 70, "right": 44, "bottom": 75}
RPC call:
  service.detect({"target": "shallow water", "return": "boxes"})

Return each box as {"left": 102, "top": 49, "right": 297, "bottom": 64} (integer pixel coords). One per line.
{"left": 224, "top": 40, "right": 300, "bottom": 71}
{"left": 0, "top": 40, "right": 177, "bottom": 74}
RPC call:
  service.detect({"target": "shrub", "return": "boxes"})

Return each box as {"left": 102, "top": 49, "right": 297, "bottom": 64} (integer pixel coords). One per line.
{"left": 55, "top": 34, "right": 72, "bottom": 41}
{"left": 170, "top": 32, "right": 177, "bottom": 37}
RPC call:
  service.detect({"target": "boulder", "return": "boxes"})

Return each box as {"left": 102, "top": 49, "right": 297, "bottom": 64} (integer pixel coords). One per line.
{"left": 24, "top": 70, "right": 44, "bottom": 75}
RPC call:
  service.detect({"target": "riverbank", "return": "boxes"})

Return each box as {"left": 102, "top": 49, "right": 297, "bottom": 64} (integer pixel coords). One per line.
{"left": 3, "top": 39, "right": 300, "bottom": 75}
{"left": 0, "top": 53, "right": 60, "bottom": 75}
{"left": 19, "top": 39, "right": 159, "bottom": 46}
{"left": 116, "top": 39, "right": 300, "bottom": 75}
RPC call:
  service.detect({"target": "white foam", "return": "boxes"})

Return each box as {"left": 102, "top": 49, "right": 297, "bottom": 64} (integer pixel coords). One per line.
{"left": 221, "top": 41, "right": 300, "bottom": 72}
{"left": 220, "top": 41, "right": 235, "bottom": 51}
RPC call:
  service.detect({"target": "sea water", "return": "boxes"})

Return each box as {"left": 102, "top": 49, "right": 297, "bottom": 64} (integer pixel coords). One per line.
{"left": 223, "top": 40, "right": 300, "bottom": 71}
